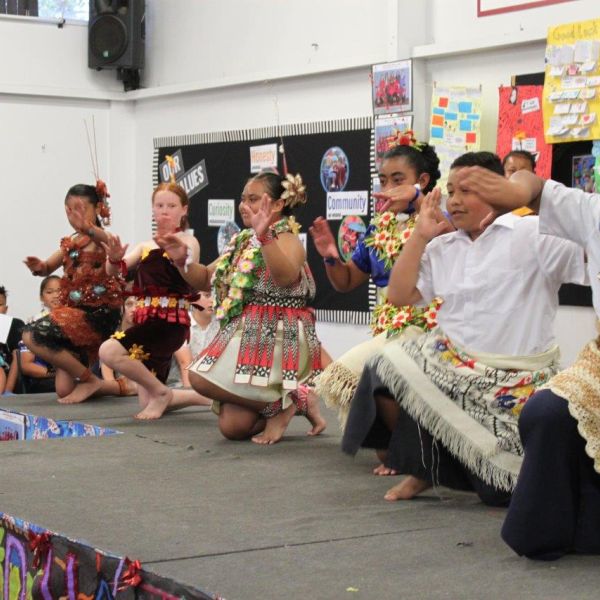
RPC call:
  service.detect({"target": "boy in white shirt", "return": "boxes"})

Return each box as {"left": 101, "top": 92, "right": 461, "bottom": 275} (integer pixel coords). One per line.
{"left": 455, "top": 167, "right": 600, "bottom": 559}
{"left": 342, "top": 152, "right": 586, "bottom": 506}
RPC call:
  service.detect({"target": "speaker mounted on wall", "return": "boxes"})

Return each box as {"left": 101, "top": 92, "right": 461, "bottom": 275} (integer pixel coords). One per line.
{"left": 88, "top": 0, "right": 145, "bottom": 91}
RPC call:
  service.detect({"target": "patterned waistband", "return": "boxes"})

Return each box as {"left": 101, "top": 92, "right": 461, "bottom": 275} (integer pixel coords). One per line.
{"left": 136, "top": 296, "right": 190, "bottom": 310}
{"left": 243, "top": 296, "right": 308, "bottom": 310}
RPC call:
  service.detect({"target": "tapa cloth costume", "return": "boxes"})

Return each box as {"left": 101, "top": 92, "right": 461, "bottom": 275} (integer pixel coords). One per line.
{"left": 26, "top": 235, "right": 123, "bottom": 365}
{"left": 342, "top": 326, "right": 560, "bottom": 492}
{"left": 113, "top": 247, "right": 196, "bottom": 383}
{"left": 189, "top": 217, "right": 322, "bottom": 411}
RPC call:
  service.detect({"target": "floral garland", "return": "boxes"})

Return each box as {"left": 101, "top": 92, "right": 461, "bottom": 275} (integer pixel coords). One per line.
{"left": 211, "top": 217, "right": 301, "bottom": 325}
{"left": 363, "top": 212, "right": 417, "bottom": 271}
{"left": 371, "top": 297, "right": 443, "bottom": 337}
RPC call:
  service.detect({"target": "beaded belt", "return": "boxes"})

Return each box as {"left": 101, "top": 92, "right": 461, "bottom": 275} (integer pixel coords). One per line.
{"left": 136, "top": 296, "right": 190, "bottom": 310}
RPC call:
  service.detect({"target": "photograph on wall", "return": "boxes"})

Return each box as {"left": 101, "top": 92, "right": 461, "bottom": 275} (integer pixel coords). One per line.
{"left": 374, "top": 114, "right": 413, "bottom": 170}
{"left": 320, "top": 146, "right": 350, "bottom": 192}
{"left": 372, "top": 59, "right": 412, "bottom": 115}
{"left": 572, "top": 154, "right": 596, "bottom": 192}
{"left": 0, "top": 410, "right": 25, "bottom": 441}
{"left": 337, "top": 215, "right": 367, "bottom": 262}
{"left": 496, "top": 85, "right": 552, "bottom": 178}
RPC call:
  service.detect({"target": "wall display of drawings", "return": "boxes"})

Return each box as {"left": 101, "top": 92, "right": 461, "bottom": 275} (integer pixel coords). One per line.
{"left": 496, "top": 85, "right": 552, "bottom": 178}
{"left": 429, "top": 84, "right": 482, "bottom": 193}
{"left": 154, "top": 118, "right": 374, "bottom": 325}
{"left": 372, "top": 60, "right": 412, "bottom": 115}
{"left": 543, "top": 17, "right": 600, "bottom": 143}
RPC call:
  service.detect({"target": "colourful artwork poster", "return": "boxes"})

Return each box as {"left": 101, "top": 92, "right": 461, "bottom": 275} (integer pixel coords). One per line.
{"left": 429, "top": 85, "right": 482, "bottom": 193}
{"left": 337, "top": 215, "right": 367, "bottom": 262}
{"left": 543, "top": 18, "right": 600, "bottom": 144}
{"left": 496, "top": 85, "right": 552, "bottom": 179}
{"left": 572, "top": 154, "right": 596, "bottom": 192}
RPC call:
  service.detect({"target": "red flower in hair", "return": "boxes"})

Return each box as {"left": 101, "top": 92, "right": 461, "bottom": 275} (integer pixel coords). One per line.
{"left": 95, "top": 179, "right": 110, "bottom": 200}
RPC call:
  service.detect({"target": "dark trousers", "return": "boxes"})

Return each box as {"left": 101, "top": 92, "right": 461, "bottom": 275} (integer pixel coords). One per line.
{"left": 502, "top": 389, "right": 600, "bottom": 560}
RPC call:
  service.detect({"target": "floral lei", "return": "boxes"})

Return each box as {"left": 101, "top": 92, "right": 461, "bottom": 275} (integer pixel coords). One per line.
{"left": 363, "top": 212, "right": 417, "bottom": 271}
{"left": 371, "top": 296, "right": 443, "bottom": 338}
{"left": 211, "top": 217, "right": 300, "bottom": 325}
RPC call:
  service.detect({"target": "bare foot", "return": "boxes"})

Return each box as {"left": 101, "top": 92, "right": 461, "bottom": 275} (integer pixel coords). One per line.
{"left": 305, "top": 390, "right": 327, "bottom": 436}
{"left": 135, "top": 387, "right": 173, "bottom": 420}
{"left": 384, "top": 476, "right": 431, "bottom": 501}
{"left": 137, "top": 386, "right": 150, "bottom": 410}
{"left": 373, "top": 463, "right": 397, "bottom": 476}
{"left": 252, "top": 404, "right": 295, "bottom": 445}
{"left": 57, "top": 376, "right": 103, "bottom": 404}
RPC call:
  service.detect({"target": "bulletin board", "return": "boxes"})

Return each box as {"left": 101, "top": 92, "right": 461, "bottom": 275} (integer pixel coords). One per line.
{"left": 153, "top": 118, "right": 376, "bottom": 325}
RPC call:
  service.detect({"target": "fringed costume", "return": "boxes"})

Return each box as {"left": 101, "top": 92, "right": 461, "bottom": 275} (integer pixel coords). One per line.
{"left": 315, "top": 212, "right": 440, "bottom": 427}
{"left": 189, "top": 217, "right": 322, "bottom": 412}
{"left": 112, "top": 248, "right": 196, "bottom": 383}
{"left": 26, "top": 235, "right": 123, "bottom": 366}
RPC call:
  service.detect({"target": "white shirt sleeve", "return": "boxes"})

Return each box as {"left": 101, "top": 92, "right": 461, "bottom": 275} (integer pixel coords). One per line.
{"left": 416, "top": 245, "right": 435, "bottom": 304}
{"left": 539, "top": 179, "right": 600, "bottom": 248}
{"left": 536, "top": 230, "right": 587, "bottom": 285}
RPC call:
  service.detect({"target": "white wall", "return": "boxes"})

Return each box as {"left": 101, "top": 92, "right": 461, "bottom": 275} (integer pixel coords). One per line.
{"left": 0, "top": 0, "right": 597, "bottom": 364}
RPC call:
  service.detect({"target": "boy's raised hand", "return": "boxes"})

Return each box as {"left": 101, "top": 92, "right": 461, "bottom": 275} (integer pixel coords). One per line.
{"left": 454, "top": 167, "right": 536, "bottom": 213}
{"left": 415, "top": 188, "right": 452, "bottom": 242}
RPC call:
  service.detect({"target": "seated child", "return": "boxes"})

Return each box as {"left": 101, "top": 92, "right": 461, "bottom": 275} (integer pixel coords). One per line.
{"left": 18, "top": 275, "right": 62, "bottom": 393}
{"left": 342, "top": 151, "right": 586, "bottom": 504}
{"left": 0, "top": 286, "right": 25, "bottom": 394}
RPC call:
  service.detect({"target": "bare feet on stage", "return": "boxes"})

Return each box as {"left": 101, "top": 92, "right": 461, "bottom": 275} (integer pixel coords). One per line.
{"left": 373, "top": 449, "right": 397, "bottom": 476}
{"left": 251, "top": 404, "right": 296, "bottom": 445}
{"left": 304, "top": 390, "right": 327, "bottom": 436}
{"left": 384, "top": 476, "right": 431, "bottom": 501}
{"left": 373, "top": 464, "right": 398, "bottom": 476}
{"left": 57, "top": 376, "right": 103, "bottom": 404}
{"left": 135, "top": 387, "right": 173, "bottom": 420}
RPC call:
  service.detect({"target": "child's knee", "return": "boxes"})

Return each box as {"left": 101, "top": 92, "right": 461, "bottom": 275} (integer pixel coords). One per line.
{"left": 520, "top": 389, "right": 573, "bottom": 439}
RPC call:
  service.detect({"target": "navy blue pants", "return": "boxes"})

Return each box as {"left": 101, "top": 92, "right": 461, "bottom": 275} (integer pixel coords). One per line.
{"left": 502, "top": 389, "right": 600, "bottom": 560}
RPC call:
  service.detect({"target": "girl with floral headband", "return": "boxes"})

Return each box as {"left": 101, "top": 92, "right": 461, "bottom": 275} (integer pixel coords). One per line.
{"left": 22, "top": 183, "right": 126, "bottom": 403}
{"left": 98, "top": 182, "right": 210, "bottom": 419}
{"left": 160, "top": 171, "right": 326, "bottom": 444}
{"left": 309, "top": 135, "right": 444, "bottom": 472}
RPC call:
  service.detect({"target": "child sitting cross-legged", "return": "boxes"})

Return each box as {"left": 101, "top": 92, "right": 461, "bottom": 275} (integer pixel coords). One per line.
{"left": 342, "top": 151, "right": 587, "bottom": 505}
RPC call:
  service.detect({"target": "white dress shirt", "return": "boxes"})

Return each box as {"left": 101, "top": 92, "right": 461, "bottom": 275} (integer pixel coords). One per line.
{"left": 539, "top": 179, "right": 600, "bottom": 318}
{"left": 417, "top": 213, "right": 586, "bottom": 356}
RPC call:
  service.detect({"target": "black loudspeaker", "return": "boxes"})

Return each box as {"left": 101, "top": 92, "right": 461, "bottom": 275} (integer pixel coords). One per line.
{"left": 88, "top": 0, "right": 144, "bottom": 71}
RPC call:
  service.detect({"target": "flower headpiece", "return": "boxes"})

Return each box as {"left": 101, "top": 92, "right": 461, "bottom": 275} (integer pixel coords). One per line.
{"left": 281, "top": 173, "right": 307, "bottom": 208}
{"left": 165, "top": 155, "right": 177, "bottom": 184}
{"left": 95, "top": 179, "right": 111, "bottom": 226}
{"left": 389, "top": 130, "right": 426, "bottom": 153}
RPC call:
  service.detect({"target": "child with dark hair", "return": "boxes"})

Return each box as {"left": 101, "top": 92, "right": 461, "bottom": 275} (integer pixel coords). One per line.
{"left": 310, "top": 137, "right": 444, "bottom": 462}
{"left": 342, "top": 151, "right": 586, "bottom": 504}
{"left": 22, "top": 183, "right": 125, "bottom": 402}
{"left": 502, "top": 150, "right": 536, "bottom": 178}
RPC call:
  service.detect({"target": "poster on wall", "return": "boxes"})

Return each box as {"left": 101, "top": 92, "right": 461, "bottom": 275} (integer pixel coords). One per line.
{"left": 429, "top": 84, "right": 482, "bottom": 193}
{"left": 543, "top": 17, "right": 600, "bottom": 144}
{"left": 372, "top": 60, "right": 412, "bottom": 115}
{"left": 496, "top": 85, "right": 552, "bottom": 178}
{"left": 572, "top": 154, "right": 596, "bottom": 192}
{"left": 154, "top": 118, "right": 374, "bottom": 325}
{"left": 477, "top": 0, "right": 574, "bottom": 17}
{"left": 374, "top": 114, "right": 413, "bottom": 170}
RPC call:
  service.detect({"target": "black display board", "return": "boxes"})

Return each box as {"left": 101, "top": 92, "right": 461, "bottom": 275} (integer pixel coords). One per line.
{"left": 154, "top": 118, "right": 375, "bottom": 324}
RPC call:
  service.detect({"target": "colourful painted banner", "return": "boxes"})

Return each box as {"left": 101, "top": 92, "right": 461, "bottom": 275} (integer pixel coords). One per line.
{"left": 496, "top": 85, "right": 552, "bottom": 179}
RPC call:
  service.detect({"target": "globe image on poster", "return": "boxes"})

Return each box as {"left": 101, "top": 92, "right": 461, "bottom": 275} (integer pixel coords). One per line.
{"left": 320, "top": 146, "right": 350, "bottom": 192}
{"left": 217, "top": 221, "right": 241, "bottom": 254}
{"left": 337, "top": 215, "right": 366, "bottom": 262}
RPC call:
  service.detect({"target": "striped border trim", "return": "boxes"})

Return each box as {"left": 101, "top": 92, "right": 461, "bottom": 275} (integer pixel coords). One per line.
{"left": 315, "top": 309, "right": 371, "bottom": 326}
{"left": 368, "top": 126, "right": 378, "bottom": 313}
{"left": 153, "top": 116, "right": 373, "bottom": 149}
{"left": 151, "top": 147, "right": 159, "bottom": 234}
